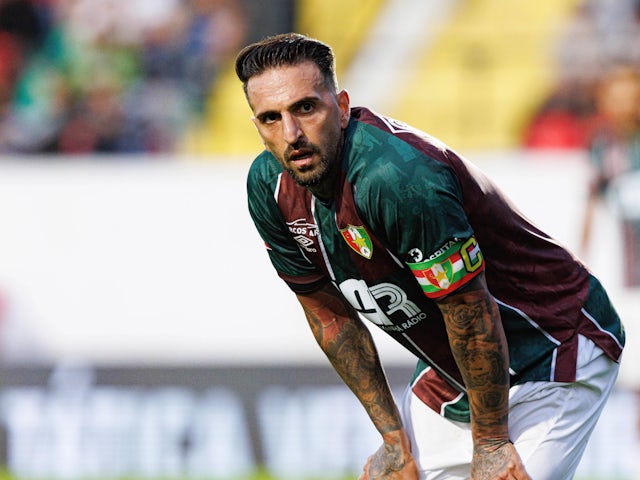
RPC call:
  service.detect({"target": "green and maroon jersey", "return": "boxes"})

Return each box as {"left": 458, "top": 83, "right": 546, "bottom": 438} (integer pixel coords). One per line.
{"left": 247, "top": 107, "right": 625, "bottom": 421}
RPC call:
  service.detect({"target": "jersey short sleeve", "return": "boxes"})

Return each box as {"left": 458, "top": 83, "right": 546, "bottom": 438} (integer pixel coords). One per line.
{"left": 246, "top": 154, "right": 327, "bottom": 293}
{"left": 354, "top": 150, "right": 484, "bottom": 299}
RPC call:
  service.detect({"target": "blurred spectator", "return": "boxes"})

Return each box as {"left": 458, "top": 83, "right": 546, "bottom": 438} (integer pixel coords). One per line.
{"left": 523, "top": 83, "right": 595, "bottom": 149}
{"left": 580, "top": 65, "right": 640, "bottom": 287}
{"left": 0, "top": 0, "right": 247, "bottom": 154}
{"left": 0, "top": 0, "right": 49, "bottom": 124}
{"left": 0, "top": 32, "right": 23, "bottom": 111}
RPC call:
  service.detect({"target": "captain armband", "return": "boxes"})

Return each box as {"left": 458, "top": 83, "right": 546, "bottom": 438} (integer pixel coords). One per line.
{"left": 407, "top": 237, "right": 484, "bottom": 299}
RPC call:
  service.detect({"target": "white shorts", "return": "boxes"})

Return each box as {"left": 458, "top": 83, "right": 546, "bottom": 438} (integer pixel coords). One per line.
{"left": 401, "top": 335, "right": 620, "bottom": 480}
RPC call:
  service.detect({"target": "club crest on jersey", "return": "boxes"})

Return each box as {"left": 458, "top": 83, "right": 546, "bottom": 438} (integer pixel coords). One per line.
{"left": 340, "top": 224, "right": 373, "bottom": 259}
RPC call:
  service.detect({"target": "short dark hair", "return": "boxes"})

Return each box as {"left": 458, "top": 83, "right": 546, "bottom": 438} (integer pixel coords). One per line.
{"left": 235, "top": 32, "right": 338, "bottom": 96}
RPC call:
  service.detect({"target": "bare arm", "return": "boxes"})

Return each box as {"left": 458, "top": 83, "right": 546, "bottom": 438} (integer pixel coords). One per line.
{"left": 437, "top": 272, "right": 530, "bottom": 480}
{"left": 296, "top": 282, "right": 418, "bottom": 479}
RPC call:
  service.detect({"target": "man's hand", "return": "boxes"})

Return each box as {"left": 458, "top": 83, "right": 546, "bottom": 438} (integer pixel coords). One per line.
{"left": 471, "top": 441, "right": 531, "bottom": 480}
{"left": 359, "top": 429, "right": 419, "bottom": 480}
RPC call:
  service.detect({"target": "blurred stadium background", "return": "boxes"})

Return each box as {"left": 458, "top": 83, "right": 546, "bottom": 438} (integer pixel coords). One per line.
{"left": 0, "top": 0, "right": 639, "bottom": 478}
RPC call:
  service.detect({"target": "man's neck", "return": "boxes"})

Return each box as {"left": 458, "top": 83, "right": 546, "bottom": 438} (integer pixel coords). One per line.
{"left": 309, "top": 172, "right": 336, "bottom": 202}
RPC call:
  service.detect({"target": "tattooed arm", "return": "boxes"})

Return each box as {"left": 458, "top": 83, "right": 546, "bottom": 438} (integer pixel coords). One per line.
{"left": 296, "top": 282, "right": 419, "bottom": 479}
{"left": 437, "top": 272, "right": 530, "bottom": 480}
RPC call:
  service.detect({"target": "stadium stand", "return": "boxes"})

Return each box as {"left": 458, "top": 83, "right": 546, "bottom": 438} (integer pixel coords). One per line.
{"left": 390, "top": 0, "right": 581, "bottom": 150}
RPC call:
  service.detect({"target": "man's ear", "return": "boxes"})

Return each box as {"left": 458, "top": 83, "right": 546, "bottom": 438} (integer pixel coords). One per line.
{"left": 337, "top": 90, "right": 350, "bottom": 128}
{"left": 251, "top": 116, "right": 271, "bottom": 152}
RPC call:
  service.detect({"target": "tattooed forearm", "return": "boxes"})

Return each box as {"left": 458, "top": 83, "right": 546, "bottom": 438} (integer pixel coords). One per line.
{"left": 437, "top": 274, "right": 510, "bottom": 444}
{"left": 297, "top": 285, "right": 403, "bottom": 435}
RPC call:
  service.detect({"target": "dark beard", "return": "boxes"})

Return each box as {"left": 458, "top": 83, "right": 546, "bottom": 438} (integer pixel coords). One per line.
{"left": 287, "top": 153, "right": 332, "bottom": 187}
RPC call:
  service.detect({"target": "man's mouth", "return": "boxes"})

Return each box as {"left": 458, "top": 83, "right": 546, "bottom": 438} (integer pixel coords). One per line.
{"left": 288, "top": 148, "right": 315, "bottom": 168}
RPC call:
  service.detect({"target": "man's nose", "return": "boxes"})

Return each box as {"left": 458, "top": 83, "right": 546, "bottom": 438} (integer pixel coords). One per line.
{"left": 282, "top": 113, "right": 303, "bottom": 144}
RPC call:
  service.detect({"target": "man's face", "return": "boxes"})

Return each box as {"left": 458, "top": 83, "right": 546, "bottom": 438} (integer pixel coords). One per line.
{"left": 246, "top": 61, "right": 350, "bottom": 189}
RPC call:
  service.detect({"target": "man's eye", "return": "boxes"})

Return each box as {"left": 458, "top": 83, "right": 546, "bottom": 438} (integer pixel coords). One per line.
{"left": 299, "top": 102, "right": 314, "bottom": 113}
{"left": 263, "top": 113, "right": 279, "bottom": 124}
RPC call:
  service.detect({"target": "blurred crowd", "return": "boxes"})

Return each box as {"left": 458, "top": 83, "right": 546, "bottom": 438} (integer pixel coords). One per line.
{"left": 2, "top": 0, "right": 638, "bottom": 156}
{"left": 0, "top": 0, "right": 247, "bottom": 154}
